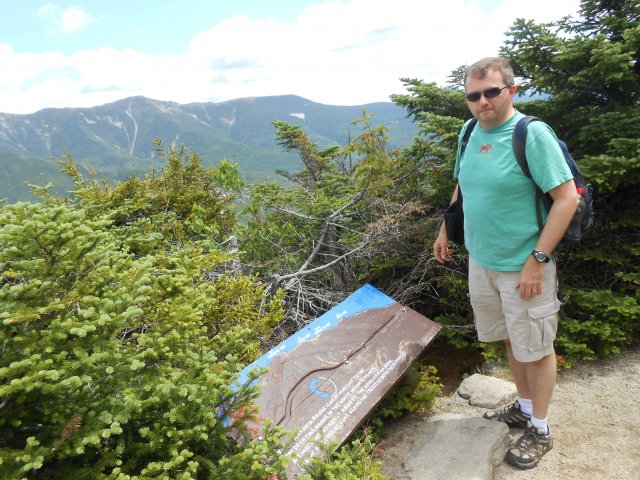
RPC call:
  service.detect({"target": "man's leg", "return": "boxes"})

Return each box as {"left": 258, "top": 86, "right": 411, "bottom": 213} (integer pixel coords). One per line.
{"left": 525, "top": 351, "right": 556, "bottom": 420}
{"left": 484, "top": 261, "right": 560, "bottom": 468}
{"left": 481, "top": 340, "right": 532, "bottom": 428}
{"left": 505, "top": 340, "right": 557, "bottom": 419}
{"left": 503, "top": 342, "right": 556, "bottom": 469}
{"left": 505, "top": 340, "right": 530, "bottom": 399}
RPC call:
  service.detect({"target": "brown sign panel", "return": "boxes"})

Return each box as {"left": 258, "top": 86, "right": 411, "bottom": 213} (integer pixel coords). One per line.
{"left": 234, "top": 284, "right": 441, "bottom": 478}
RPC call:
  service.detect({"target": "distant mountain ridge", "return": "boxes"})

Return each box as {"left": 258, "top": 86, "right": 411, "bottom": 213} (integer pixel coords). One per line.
{"left": 0, "top": 95, "right": 417, "bottom": 202}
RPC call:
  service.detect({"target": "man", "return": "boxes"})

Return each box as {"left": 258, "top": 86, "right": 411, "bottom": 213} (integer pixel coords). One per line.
{"left": 434, "top": 57, "right": 579, "bottom": 469}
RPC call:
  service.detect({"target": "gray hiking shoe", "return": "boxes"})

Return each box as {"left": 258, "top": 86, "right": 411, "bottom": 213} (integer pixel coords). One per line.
{"left": 505, "top": 422, "right": 553, "bottom": 469}
{"left": 483, "top": 400, "right": 531, "bottom": 429}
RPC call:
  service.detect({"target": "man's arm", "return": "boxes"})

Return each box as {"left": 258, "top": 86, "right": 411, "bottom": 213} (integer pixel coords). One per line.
{"left": 516, "top": 179, "right": 580, "bottom": 298}
{"left": 434, "top": 184, "right": 460, "bottom": 264}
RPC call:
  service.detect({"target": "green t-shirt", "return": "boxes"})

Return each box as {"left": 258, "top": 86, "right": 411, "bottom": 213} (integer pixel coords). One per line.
{"left": 453, "top": 111, "right": 573, "bottom": 271}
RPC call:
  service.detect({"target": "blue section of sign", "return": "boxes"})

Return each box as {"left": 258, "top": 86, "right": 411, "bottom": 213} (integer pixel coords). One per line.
{"left": 309, "top": 377, "right": 333, "bottom": 399}
{"left": 236, "top": 284, "right": 395, "bottom": 387}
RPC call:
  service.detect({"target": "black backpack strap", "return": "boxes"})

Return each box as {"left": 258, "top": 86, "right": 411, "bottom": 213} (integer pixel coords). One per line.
{"left": 460, "top": 118, "right": 478, "bottom": 158}
{"left": 512, "top": 116, "right": 538, "bottom": 178}
{"left": 512, "top": 116, "right": 552, "bottom": 234}
{"left": 455, "top": 118, "right": 478, "bottom": 203}
{"left": 514, "top": 117, "right": 566, "bottom": 305}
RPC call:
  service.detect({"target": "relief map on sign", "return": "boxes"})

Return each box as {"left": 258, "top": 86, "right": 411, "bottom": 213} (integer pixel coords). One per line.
{"left": 288, "top": 351, "right": 407, "bottom": 466}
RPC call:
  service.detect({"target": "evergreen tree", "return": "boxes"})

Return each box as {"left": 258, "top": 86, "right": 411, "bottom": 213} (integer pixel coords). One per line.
{"left": 0, "top": 155, "right": 289, "bottom": 478}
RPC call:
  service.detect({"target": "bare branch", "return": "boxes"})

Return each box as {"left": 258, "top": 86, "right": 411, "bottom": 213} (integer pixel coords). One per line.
{"left": 272, "top": 206, "right": 322, "bottom": 221}
{"left": 278, "top": 241, "right": 368, "bottom": 286}
{"left": 282, "top": 192, "right": 367, "bottom": 280}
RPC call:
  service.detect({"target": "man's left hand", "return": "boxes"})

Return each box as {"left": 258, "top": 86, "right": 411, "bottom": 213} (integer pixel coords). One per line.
{"left": 516, "top": 257, "right": 545, "bottom": 299}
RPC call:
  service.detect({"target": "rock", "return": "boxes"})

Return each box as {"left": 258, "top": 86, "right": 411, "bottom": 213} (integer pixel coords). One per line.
{"left": 402, "top": 413, "right": 511, "bottom": 480}
{"left": 481, "top": 361, "right": 510, "bottom": 376}
{"left": 456, "top": 374, "right": 517, "bottom": 408}
{"left": 381, "top": 373, "right": 518, "bottom": 480}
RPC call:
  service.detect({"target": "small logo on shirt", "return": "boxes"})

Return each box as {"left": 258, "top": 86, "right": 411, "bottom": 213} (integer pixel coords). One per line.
{"left": 480, "top": 144, "right": 492, "bottom": 153}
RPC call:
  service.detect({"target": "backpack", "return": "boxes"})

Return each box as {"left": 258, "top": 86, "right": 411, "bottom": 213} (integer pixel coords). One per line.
{"left": 460, "top": 116, "right": 594, "bottom": 243}
{"left": 513, "top": 116, "right": 594, "bottom": 243}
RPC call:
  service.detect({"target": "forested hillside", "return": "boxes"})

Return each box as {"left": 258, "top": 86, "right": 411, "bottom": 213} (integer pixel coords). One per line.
{"left": 1, "top": 1, "right": 638, "bottom": 478}
{"left": 0, "top": 95, "right": 416, "bottom": 203}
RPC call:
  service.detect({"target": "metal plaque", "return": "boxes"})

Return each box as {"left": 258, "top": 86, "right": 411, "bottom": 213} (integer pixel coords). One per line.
{"left": 235, "top": 284, "right": 441, "bottom": 478}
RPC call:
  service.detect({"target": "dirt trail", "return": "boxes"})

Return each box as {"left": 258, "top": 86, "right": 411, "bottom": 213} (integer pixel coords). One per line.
{"left": 380, "top": 346, "right": 640, "bottom": 480}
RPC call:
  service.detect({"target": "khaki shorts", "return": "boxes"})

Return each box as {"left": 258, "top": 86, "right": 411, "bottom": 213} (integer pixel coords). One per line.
{"left": 468, "top": 258, "right": 562, "bottom": 362}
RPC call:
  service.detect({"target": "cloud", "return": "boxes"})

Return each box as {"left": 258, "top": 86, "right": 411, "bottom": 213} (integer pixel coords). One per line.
{"left": 37, "top": 3, "right": 99, "bottom": 35}
{"left": 2, "top": 0, "right": 581, "bottom": 114}
{"left": 209, "top": 58, "right": 261, "bottom": 71}
{"left": 62, "top": 6, "right": 97, "bottom": 33}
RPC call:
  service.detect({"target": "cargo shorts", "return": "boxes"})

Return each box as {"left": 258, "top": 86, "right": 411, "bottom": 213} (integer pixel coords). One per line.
{"left": 468, "top": 257, "right": 562, "bottom": 362}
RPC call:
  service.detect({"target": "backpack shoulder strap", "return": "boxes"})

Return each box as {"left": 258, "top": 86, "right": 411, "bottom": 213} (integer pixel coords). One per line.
{"left": 512, "top": 115, "right": 541, "bottom": 179}
{"left": 512, "top": 115, "right": 550, "bottom": 233}
{"left": 455, "top": 118, "right": 478, "bottom": 202}
{"left": 460, "top": 118, "right": 478, "bottom": 158}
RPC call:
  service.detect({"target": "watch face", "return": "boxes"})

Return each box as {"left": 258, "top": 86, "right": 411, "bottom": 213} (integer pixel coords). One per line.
{"left": 533, "top": 251, "right": 548, "bottom": 262}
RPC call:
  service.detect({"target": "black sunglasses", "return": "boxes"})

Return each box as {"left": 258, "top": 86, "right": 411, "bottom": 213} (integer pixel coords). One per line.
{"left": 465, "top": 85, "right": 511, "bottom": 102}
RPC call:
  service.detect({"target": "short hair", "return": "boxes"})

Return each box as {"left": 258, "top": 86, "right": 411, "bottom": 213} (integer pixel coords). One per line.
{"left": 464, "top": 57, "right": 515, "bottom": 87}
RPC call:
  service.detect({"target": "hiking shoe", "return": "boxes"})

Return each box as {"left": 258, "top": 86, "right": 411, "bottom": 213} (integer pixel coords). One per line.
{"left": 505, "top": 422, "right": 553, "bottom": 469}
{"left": 483, "top": 400, "right": 531, "bottom": 428}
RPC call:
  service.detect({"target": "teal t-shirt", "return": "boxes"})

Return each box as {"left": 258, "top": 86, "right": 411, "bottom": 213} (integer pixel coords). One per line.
{"left": 453, "top": 111, "right": 573, "bottom": 271}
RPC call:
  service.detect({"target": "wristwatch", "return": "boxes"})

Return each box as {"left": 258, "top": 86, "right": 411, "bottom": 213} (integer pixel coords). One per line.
{"left": 531, "top": 250, "right": 550, "bottom": 263}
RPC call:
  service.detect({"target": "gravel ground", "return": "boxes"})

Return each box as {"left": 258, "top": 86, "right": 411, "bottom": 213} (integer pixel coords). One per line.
{"left": 380, "top": 345, "right": 640, "bottom": 480}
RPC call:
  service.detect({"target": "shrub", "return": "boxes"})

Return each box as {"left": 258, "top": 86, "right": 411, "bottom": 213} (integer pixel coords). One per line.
{"left": 300, "top": 432, "right": 387, "bottom": 480}
{"left": 556, "top": 290, "right": 640, "bottom": 366}
{"left": 0, "top": 202, "right": 287, "bottom": 479}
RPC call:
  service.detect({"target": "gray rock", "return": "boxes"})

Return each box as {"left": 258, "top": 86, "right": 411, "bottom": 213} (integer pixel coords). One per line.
{"left": 481, "top": 361, "right": 510, "bottom": 376}
{"left": 403, "top": 413, "right": 511, "bottom": 480}
{"left": 456, "top": 374, "right": 517, "bottom": 408}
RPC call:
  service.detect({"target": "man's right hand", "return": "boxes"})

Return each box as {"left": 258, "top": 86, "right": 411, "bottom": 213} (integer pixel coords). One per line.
{"left": 434, "top": 225, "right": 452, "bottom": 264}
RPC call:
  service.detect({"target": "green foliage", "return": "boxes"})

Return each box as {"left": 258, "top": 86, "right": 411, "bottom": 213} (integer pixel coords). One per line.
{"left": 0, "top": 181, "right": 287, "bottom": 478}
{"left": 57, "top": 139, "right": 242, "bottom": 254}
{"left": 578, "top": 151, "right": 640, "bottom": 195}
{"left": 501, "top": 2, "right": 640, "bottom": 153}
{"left": 239, "top": 112, "right": 433, "bottom": 318}
{"left": 556, "top": 213, "right": 640, "bottom": 365}
{"left": 390, "top": 79, "right": 468, "bottom": 121}
{"left": 401, "top": 113, "right": 466, "bottom": 208}
{"left": 272, "top": 120, "right": 342, "bottom": 188}
{"left": 300, "top": 431, "right": 387, "bottom": 480}
{"left": 557, "top": 289, "right": 640, "bottom": 365}
{"left": 206, "top": 421, "right": 292, "bottom": 480}
{"left": 476, "top": 342, "right": 507, "bottom": 367}
{"left": 366, "top": 366, "right": 442, "bottom": 437}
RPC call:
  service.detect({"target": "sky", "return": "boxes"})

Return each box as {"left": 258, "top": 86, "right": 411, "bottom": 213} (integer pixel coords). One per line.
{"left": 0, "top": 0, "right": 581, "bottom": 114}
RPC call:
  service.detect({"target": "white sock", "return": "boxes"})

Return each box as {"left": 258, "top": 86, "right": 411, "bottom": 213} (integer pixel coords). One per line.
{"left": 530, "top": 415, "right": 549, "bottom": 435}
{"left": 517, "top": 397, "right": 533, "bottom": 416}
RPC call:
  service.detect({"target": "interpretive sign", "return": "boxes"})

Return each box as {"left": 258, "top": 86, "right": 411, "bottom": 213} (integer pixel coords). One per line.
{"left": 235, "top": 284, "right": 441, "bottom": 478}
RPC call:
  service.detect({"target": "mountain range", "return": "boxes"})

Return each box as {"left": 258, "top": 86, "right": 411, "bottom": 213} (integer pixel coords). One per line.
{"left": 0, "top": 95, "right": 418, "bottom": 203}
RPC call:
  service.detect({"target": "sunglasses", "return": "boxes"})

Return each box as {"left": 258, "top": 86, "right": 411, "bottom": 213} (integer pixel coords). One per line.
{"left": 465, "top": 85, "right": 511, "bottom": 102}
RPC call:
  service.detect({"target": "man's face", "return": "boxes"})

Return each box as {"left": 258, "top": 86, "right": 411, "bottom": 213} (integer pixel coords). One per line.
{"left": 465, "top": 69, "right": 516, "bottom": 129}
